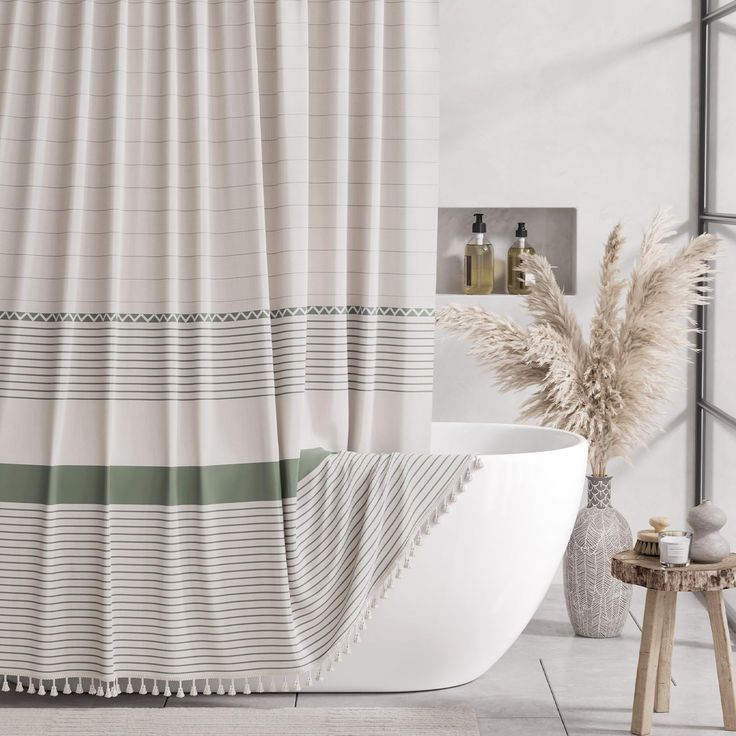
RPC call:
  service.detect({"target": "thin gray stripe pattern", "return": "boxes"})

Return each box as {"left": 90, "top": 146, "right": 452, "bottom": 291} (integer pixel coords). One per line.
{"left": 0, "top": 312, "right": 435, "bottom": 400}
{"left": 0, "top": 452, "right": 480, "bottom": 696}
{"left": 0, "top": 0, "right": 438, "bottom": 316}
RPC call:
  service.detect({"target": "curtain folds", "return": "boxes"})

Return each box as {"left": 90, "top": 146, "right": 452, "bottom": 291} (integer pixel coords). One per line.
{"left": 0, "top": 0, "right": 439, "bottom": 493}
{"left": 0, "top": 0, "right": 441, "bottom": 691}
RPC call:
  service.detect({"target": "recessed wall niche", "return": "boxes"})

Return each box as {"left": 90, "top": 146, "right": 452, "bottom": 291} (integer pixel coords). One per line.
{"left": 436, "top": 208, "right": 577, "bottom": 296}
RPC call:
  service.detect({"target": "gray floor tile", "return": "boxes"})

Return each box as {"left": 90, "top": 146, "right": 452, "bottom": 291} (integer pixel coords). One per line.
{"left": 477, "top": 717, "right": 566, "bottom": 735}
{"left": 0, "top": 690, "right": 166, "bottom": 708}
{"left": 540, "top": 583, "right": 731, "bottom": 735}
{"left": 165, "top": 693, "right": 295, "bottom": 708}
{"left": 296, "top": 648, "right": 558, "bottom": 719}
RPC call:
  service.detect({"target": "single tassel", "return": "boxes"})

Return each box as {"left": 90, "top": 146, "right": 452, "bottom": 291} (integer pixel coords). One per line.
{"left": 346, "top": 641, "right": 352, "bottom": 655}
{"left": 38, "top": 681, "right": 46, "bottom": 696}
{"left": 163, "top": 681, "right": 171, "bottom": 698}
{"left": 126, "top": 678, "right": 133, "bottom": 695}
{"left": 50, "top": 682, "right": 58, "bottom": 697}
{"left": 228, "top": 679, "right": 236, "bottom": 696}
{"left": 317, "top": 667, "right": 325, "bottom": 682}
{"left": 293, "top": 676, "right": 301, "bottom": 692}
{"left": 359, "top": 617, "right": 367, "bottom": 631}
{"left": 281, "top": 677, "right": 289, "bottom": 693}
{"left": 203, "top": 679, "right": 211, "bottom": 696}
{"left": 115, "top": 679, "right": 121, "bottom": 696}
{"left": 327, "top": 659, "right": 335, "bottom": 673}
{"left": 1, "top": 675, "right": 8, "bottom": 692}
{"left": 139, "top": 680, "right": 148, "bottom": 696}
{"left": 415, "top": 532, "right": 423, "bottom": 547}
{"left": 243, "top": 679, "right": 251, "bottom": 695}
{"left": 307, "top": 670, "right": 314, "bottom": 687}
{"left": 96, "top": 683, "right": 104, "bottom": 697}
{"left": 88, "top": 679, "right": 96, "bottom": 696}
{"left": 104, "top": 682, "right": 112, "bottom": 698}
{"left": 353, "top": 630, "right": 362, "bottom": 645}
{"left": 336, "top": 650, "right": 343, "bottom": 663}
{"left": 27, "top": 679, "right": 36, "bottom": 695}
{"left": 269, "top": 677, "right": 277, "bottom": 693}
{"left": 189, "top": 681, "right": 197, "bottom": 697}
{"left": 216, "top": 679, "right": 224, "bottom": 696}
{"left": 151, "top": 681, "right": 160, "bottom": 696}
{"left": 63, "top": 678, "right": 71, "bottom": 695}
{"left": 395, "top": 566, "right": 402, "bottom": 579}
{"left": 256, "top": 676, "right": 264, "bottom": 694}
{"left": 15, "top": 677, "right": 24, "bottom": 693}
{"left": 75, "top": 678, "right": 83, "bottom": 695}
{"left": 176, "top": 681, "right": 184, "bottom": 698}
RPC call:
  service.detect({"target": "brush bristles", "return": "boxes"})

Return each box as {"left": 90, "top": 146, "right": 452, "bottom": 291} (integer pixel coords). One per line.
{"left": 634, "top": 539, "right": 660, "bottom": 557}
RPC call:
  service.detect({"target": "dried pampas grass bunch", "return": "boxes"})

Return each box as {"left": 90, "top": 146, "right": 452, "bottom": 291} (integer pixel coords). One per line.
{"left": 436, "top": 211, "right": 718, "bottom": 477}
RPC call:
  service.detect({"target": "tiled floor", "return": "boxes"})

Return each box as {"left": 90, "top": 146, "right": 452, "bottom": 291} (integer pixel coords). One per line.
{"left": 0, "top": 584, "right": 731, "bottom": 735}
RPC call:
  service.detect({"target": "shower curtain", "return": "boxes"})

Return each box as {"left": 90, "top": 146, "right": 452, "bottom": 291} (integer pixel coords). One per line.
{"left": 0, "top": 0, "right": 444, "bottom": 694}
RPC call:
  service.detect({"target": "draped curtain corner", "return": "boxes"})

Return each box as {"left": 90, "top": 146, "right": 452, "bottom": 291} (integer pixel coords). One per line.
{"left": 0, "top": 0, "right": 439, "bottom": 693}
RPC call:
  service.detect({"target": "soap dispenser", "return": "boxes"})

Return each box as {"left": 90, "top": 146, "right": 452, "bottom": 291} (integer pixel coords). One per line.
{"left": 506, "top": 222, "right": 536, "bottom": 295}
{"left": 463, "top": 213, "right": 494, "bottom": 295}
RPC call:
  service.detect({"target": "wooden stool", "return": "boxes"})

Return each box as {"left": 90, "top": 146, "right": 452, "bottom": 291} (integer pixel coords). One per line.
{"left": 612, "top": 551, "right": 736, "bottom": 736}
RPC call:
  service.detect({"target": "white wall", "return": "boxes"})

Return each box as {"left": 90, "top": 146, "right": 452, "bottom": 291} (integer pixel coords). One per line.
{"left": 434, "top": 1, "right": 700, "bottom": 535}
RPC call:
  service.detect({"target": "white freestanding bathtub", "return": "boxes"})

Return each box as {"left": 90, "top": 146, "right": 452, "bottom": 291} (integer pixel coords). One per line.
{"left": 309, "top": 421, "right": 588, "bottom": 692}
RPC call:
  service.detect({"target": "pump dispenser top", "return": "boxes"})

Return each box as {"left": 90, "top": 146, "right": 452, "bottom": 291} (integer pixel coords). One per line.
{"left": 506, "top": 221, "right": 536, "bottom": 295}
{"left": 463, "top": 213, "right": 493, "bottom": 294}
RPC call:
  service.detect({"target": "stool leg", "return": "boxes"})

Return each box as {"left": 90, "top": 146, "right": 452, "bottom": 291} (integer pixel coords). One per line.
{"left": 632, "top": 589, "right": 666, "bottom": 736}
{"left": 705, "top": 590, "right": 736, "bottom": 731}
{"left": 655, "top": 590, "right": 677, "bottom": 713}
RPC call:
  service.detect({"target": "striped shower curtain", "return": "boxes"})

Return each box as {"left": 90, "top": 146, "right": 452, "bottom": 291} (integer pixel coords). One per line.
{"left": 0, "top": 0, "right": 440, "bottom": 694}
{"left": 0, "top": 0, "right": 438, "bottom": 467}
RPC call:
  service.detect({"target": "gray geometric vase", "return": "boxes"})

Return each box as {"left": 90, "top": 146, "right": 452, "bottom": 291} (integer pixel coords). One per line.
{"left": 563, "top": 475, "right": 633, "bottom": 638}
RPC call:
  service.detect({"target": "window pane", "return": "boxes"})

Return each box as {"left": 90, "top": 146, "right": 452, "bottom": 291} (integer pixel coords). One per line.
{"left": 705, "top": 224, "right": 736, "bottom": 419}
{"left": 707, "top": 13, "right": 736, "bottom": 214}
{"left": 706, "top": 416, "right": 736, "bottom": 611}
{"left": 708, "top": 1, "right": 736, "bottom": 11}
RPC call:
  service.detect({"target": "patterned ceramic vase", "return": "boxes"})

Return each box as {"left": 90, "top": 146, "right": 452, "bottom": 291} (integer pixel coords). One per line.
{"left": 563, "top": 475, "right": 633, "bottom": 638}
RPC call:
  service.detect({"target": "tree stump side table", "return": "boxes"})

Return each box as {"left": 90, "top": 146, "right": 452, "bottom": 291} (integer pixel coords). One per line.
{"left": 612, "top": 551, "right": 736, "bottom": 736}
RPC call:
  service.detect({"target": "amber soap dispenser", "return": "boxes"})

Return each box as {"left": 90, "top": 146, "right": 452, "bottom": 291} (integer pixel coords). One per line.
{"left": 506, "top": 221, "right": 536, "bottom": 295}
{"left": 463, "top": 213, "right": 494, "bottom": 294}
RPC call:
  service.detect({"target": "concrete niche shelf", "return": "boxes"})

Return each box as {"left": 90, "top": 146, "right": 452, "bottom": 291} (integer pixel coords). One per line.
{"left": 436, "top": 207, "right": 577, "bottom": 297}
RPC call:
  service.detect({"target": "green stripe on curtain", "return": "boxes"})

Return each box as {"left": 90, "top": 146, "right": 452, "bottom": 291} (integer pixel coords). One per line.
{"left": 0, "top": 448, "right": 330, "bottom": 505}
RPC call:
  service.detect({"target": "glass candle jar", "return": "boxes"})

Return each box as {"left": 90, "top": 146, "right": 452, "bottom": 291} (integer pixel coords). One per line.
{"left": 659, "top": 530, "right": 692, "bottom": 568}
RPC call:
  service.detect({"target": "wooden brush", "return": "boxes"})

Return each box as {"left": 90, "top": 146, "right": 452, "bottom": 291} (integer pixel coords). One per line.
{"left": 634, "top": 517, "right": 670, "bottom": 556}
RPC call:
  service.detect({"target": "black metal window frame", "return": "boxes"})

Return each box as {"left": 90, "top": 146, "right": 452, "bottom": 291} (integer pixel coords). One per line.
{"left": 695, "top": 0, "right": 736, "bottom": 504}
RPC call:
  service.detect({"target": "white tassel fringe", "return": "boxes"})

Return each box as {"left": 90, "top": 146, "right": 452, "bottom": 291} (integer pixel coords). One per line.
{"left": 0, "top": 457, "right": 481, "bottom": 701}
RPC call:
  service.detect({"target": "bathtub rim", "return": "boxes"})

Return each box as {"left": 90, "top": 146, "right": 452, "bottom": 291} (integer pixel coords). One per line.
{"left": 431, "top": 420, "right": 589, "bottom": 459}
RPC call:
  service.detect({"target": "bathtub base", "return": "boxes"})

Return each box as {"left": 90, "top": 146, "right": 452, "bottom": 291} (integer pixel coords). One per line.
{"left": 307, "top": 423, "right": 587, "bottom": 692}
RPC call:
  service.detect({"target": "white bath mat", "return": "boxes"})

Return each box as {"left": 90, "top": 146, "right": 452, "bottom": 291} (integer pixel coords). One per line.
{"left": 0, "top": 707, "right": 480, "bottom": 736}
